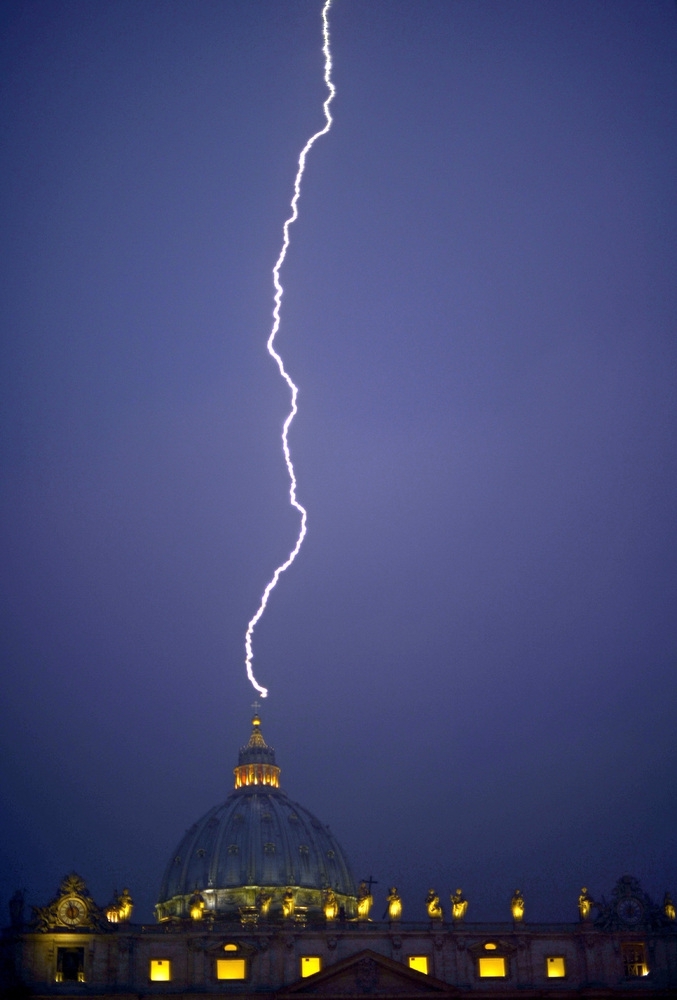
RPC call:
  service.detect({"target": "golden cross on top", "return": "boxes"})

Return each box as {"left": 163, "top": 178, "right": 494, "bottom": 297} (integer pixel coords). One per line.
{"left": 252, "top": 699, "right": 262, "bottom": 715}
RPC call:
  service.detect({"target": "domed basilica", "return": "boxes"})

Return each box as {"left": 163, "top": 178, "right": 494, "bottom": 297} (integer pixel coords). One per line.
{"left": 2, "top": 714, "right": 676, "bottom": 998}
{"left": 156, "top": 713, "right": 357, "bottom": 923}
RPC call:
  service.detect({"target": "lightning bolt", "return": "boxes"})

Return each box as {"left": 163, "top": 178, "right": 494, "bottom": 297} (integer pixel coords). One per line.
{"left": 245, "top": 0, "right": 336, "bottom": 699}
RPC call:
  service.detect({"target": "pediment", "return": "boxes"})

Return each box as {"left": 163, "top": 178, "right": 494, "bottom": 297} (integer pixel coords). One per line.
{"left": 32, "top": 873, "right": 107, "bottom": 932}
{"left": 279, "top": 949, "right": 456, "bottom": 996}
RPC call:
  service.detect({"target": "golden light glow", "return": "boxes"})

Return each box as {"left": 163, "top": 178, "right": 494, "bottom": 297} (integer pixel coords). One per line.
{"left": 301, "top": 956, "right": 322, "bottom": 977}
{"left": 323, "top": 888, "right": 338, "bottom": 920}
{"left": 425, "top": 890, "right": 443, "bottom": 920}
{"left": 547, "top": 956, "right": 566, "bottom": 978}
{"left": 234, "top": 762, "right": 280, "bottom": 789}
{"left": 216, "top": 959, "right": 246, "bottom": 980}
{"left": 106, "top": 888, "right": 134, "bottom": 923}
{"left": 356, "top": 881, "right": 372, "bottom": 920}
{"left": 478, "top": 957, "right": 506, "bottom": 978}
{"left": 511, "top": 889, "right": 525, "bottom": 921}
{"left": 484, "top": 942, "right": 497, "bottom": 950}
{"left": 387, "top": 887, "right": 402, "bottom": 921}
{"left": 189, "top": 890, "right": 205, "bottom": 921}
{"left": 150, "top": 960, "right": 171, "bottom": 982}
{"left": 408, "top": 956, "right": 429, "bottom": 975}
{"left": 451, "top": 888, "right": 468, "bottom": 921}
{"left": 578, "top": 887, "right": 593, "bottom": 921}
{"left": 117, "top": 889, "right": 133, "bottom": 921}
{"left": 223, "top": 944, "right": 238, "bottom": 952}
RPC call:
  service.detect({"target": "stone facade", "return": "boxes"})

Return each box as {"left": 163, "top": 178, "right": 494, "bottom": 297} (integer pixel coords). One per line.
{"left": 2, "top": 719, "right": 676, "bottom": 997}
{"left": 3, "top": 906, "right": 677, "bottom": 997}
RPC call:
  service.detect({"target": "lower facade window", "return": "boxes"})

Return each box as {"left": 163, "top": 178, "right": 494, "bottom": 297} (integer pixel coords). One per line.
{"left": 546, "top": 956, "right": 566, "bottom": 978}
{"left": 149, "top": 959, "right": 172, "bottom": 982}
{"left": 56, "top": 947, "right": 85, "bottom": 983}
{"left": 408, "top": 956, "right": 429, "bottom": 974}
{"left": 478, "top": 956, "right": 506, "bottom": 978}
{"left": 300, "top": 956, "right": 322, "bottom": 977}
{"left": 622, "top": 943, "right": 648, "bottom": 977}
{"left": 216, "top": 958, "right": 246, "bottom": 980}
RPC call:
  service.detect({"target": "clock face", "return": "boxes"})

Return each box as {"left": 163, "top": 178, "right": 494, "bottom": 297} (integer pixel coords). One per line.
{"left": 57, "top": 897, "right": 87, "bottom": 927}
{"left": 616, "top": 897, "right": 643, "bottom": 925}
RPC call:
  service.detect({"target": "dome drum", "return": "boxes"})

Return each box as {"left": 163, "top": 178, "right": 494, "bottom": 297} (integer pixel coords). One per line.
{"left": 156, "top": 885, "right": 356, "bottom": 923}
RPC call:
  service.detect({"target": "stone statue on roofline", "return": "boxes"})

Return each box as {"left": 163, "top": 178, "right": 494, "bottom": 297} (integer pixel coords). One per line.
{"left": 511, "top": 889, "right": 525, "bottom": 922}
{"left": 426, "top": 889, "right": 443, "bottom": 920}
{"left": 323, "top": 887, "right": 338, "bottom": 920}
{"left": 451, "top": 888, "right": 468, "bottom": 921}
{"left": 578, "top": 887, "right": 594, "bottom": 921}
{"left": 386, "top": 887, "right": 402, "bottom": 921}
{"left": 356, "top": 881, "right": 373, "bottom": 920}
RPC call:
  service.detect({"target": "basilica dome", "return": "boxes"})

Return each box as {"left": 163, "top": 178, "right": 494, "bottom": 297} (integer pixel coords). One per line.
{"left": 156, "top": 714, "right": 357, "bottom": 922}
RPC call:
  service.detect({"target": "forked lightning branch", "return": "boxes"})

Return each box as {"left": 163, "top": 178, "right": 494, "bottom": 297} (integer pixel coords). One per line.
{"left": 244, "top": 0, "right": 336, "bottom": 698}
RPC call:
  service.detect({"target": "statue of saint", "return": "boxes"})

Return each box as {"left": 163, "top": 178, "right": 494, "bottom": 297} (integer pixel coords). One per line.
{"left": 426, "top": 889, "right": 443, "bottom": 920}
{"left": 356, "top": 881, "right": 373, "bottom": 920}
{"left": 323, "top": 887, "right": 338, "bottom": 921}
{"left": 451, "top": 888, "right": 468, "bottom": 921}
{"left": 282, "top": 889, "right": 295, "bottom": 919}
{"left": 578, "top": 887, "right": 594, "bottom": 921}
{"left": 256, "top": 891, "right": 272, "bottom": 918}
{"left": 664, "top": 892, "right": 676, "bottom": 922}
{"left": 386, "top": 887, "right": 402, "bottom": 921}
{"left": 189, "top": 890, "right": 205, "bottom": 921}
{"left": 511, "top": 889, "right": 525, "bottom": 922}
{"left": 105, "top": 888, "right": 134, "bottom": 924}
{"left": 117, "top": 889, "right": 133, "bottom": 922}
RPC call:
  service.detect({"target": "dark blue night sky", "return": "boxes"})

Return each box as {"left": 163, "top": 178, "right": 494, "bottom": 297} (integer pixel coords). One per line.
{"left": 1, "top": 0, "right": 676, "bottom": 924}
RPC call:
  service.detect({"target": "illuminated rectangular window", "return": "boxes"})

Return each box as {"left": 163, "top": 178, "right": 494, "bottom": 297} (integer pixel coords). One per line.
{"left": 300, "top": 956, "right": 322, "bottom": 977}
{"left": 478, "top": 956, "right": 506, "bottom": 978}
{"left": 546, "top": 956, "right": 566, "bottom": 978}
{"left": 408, "top": 956, "right": 429, "bottom": 974}
{"left": 149, "top": 960, "right": 172, "bottom": 982}
{"left": 216, "top": 959, "right": 246, "bottom": 980}
{"left": 622, "top": 943, "right": 648, "bottom": 977}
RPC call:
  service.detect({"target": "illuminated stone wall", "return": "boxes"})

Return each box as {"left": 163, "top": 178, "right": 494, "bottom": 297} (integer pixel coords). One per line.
{"left": 4, "top": 917, "right": 677, "bottom": 996}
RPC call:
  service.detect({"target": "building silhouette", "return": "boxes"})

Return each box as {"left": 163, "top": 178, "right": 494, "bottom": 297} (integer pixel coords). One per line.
{"left": 2, "top": 714, "right": 676, "bottom": 997}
